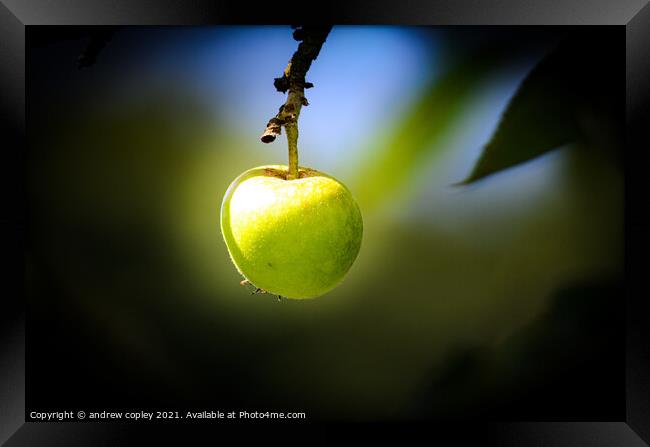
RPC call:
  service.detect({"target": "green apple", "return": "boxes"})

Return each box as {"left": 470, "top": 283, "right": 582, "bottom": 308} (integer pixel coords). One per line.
{"left": 220, "top": 165, "right": 363, "bottom": 299}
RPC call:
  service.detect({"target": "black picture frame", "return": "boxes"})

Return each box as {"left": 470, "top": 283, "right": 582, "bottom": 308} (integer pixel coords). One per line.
{"left": 1, "top": 1, "right": 648, "bottom": 444}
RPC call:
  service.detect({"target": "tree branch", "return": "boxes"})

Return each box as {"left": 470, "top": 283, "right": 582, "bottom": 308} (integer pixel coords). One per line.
{"left": 77, "top": 29, "right": 119, "bottom": 69}
{"left": 260, "top": 25, "right": 332, "bottom": 179}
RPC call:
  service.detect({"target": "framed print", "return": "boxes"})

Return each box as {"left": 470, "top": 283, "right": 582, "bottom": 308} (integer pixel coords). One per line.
{"left": 1, "top": 0, "right": 649, "bottom": 445}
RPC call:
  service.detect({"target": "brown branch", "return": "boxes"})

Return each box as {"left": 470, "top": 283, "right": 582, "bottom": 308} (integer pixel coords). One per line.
{"left": 260, "top": 26, "right": 332, "bottom": 179}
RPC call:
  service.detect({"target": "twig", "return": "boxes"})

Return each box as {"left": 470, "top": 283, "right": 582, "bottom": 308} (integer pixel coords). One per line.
{"left": 260, "top": 26, "right": 332, "bottom": 179}
{"left": 78, "top": 29, "right": 119, "bottom": 69}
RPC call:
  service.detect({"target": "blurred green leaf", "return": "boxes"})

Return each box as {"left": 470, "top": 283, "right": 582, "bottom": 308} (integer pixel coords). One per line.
{"left": 460, "top": 31, "right": 623, "bottom": 184}
{"left": 353, "top": 39, "right": 545, "bottom": 209}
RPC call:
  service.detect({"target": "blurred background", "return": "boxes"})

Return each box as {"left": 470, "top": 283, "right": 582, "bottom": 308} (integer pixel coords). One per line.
{"left": 27, "top": 26, "right": 624, "bottom": 420}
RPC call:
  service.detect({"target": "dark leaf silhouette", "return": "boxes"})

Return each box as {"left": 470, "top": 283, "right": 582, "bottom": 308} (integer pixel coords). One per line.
{"left": 459, "top": 31, "right": 623, "bottom": 184}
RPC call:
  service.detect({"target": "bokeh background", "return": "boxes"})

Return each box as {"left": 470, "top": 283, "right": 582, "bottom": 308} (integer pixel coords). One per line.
{"left": 27, "top": 26, "right": 624, "bottom": 420}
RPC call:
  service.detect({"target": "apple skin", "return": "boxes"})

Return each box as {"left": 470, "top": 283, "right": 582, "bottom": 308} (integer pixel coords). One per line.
{"left": 220, "top": 165, "right": 363, "bottom": 299}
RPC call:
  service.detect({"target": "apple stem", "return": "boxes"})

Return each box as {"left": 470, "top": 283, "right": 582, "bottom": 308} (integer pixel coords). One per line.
{"left": 286, "top": 122, "right": 299, "bottom": 180}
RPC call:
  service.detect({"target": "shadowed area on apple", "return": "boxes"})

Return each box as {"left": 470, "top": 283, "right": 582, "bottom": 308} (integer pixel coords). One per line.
{"left": 26, "top": 26, "right": 623, "bottom": 419}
